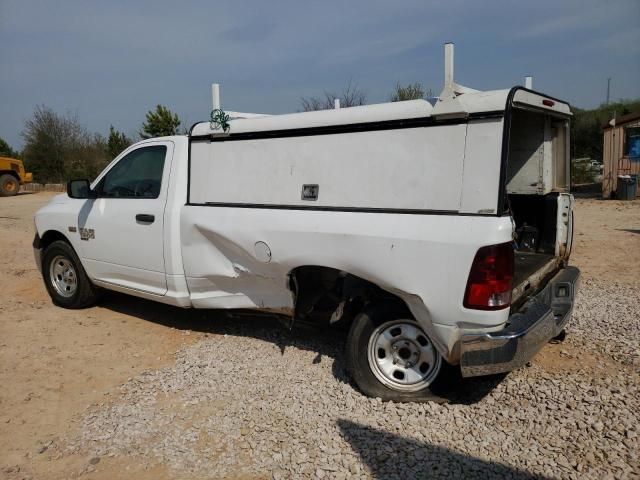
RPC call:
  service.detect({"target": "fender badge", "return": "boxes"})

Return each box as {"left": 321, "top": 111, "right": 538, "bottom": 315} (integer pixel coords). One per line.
{"left": 79, "top": 228, "right": 95, "bottom": 241}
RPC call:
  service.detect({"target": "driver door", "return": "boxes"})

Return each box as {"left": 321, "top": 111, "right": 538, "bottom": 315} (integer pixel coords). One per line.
{"left": 77, "top": 141, "right": 173, "bottom": 295}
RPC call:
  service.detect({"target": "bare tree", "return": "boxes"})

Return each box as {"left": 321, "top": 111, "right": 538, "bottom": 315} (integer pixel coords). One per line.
{"left": 300, "top": 96, "right": 325, "bottom": 112}
{"left": 300, "top": 80, "right": 367, "bottom": 111}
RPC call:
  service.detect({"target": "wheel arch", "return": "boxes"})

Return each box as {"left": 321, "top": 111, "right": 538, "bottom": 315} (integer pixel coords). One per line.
{"left": 288, "top": 265, "right": 406, "bottom": 320}
{"left": 39, "top": 229, "right": 73, "bottom": 251}
{"left": 0, "top": 170, "right": 20, "bottom": 180}
{"left": 38, "top": 229, "right": 100, "bottom": 308}
{"left": 287, "top": 265, "right": 450, "bottom": 360}
{"left": 35, "top": 229, "right": 78, "bottom": 268}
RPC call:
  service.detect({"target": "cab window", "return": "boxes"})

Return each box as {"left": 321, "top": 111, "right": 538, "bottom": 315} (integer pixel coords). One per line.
{"left": 100, "top": 146, "right": 166, "bottom": 198}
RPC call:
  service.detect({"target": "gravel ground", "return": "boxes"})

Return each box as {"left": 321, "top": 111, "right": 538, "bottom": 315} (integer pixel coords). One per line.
{"left": 67, "top": 279, "right": 639, "bottom": 479}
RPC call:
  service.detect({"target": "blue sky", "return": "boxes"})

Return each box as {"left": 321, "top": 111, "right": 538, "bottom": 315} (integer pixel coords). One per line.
{"left": 1, "top": 0, "right": 639, "bottom": 149}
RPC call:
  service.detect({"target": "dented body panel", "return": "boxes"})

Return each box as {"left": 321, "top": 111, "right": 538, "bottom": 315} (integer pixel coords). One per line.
{"left": 179, "top": 205, "right": 514, "bottom": 357}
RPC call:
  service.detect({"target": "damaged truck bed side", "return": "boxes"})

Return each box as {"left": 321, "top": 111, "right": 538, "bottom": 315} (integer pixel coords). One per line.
{"left": 33, "top": 45, "right": 579, "bottom": 401}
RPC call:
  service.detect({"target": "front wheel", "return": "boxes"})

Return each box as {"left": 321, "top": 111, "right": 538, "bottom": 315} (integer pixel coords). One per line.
{"left": 42, "top": 240, "right": 99, "bottom": 308}
{"left": 346, "top": 304, "right": 453, "bottom": 402}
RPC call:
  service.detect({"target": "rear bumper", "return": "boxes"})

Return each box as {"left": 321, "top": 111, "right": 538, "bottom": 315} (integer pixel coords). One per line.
{"left": 460, "top": 266, "right": 580, "bottom": 377}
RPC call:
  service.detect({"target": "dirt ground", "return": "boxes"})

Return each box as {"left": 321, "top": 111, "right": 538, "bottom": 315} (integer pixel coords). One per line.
{"left": 569, "top": 197, "right": 640, "bottom": 284}
{"left": 0, "top": 192, "right": 638, "bottom": 479}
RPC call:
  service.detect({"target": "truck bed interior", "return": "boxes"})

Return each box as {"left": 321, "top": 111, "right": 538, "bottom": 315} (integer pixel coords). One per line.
{"left": 513, "top": 252, "right": 555, "bottom": 288}
{"left": 505, "top": 106, "right": 570, "bottom": 304}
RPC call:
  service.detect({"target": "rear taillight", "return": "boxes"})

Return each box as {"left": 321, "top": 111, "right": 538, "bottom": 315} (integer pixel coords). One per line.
{"left": 463, "top": 242, "right": 514, "bottom": 310}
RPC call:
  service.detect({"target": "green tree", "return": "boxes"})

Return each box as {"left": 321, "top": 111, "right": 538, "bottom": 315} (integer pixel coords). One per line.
{"left": 139, "top": 105, "right": 181, "bottom": 139}
{"left": 64, "top": 133, "right": 111, "bottom": 181}
{"left": 22, "top": 105, "right": 75, "bottom": 183}
{"left": 0, "top": 137, "right": 18, "bottom": 158}
{"left": 21, "top": 105, "right": 110, "bottom": 183}
{"left": 390, "top": 82, "right": 431, "bottom": 102}
{"left": 571, "top": 98, "right": 640, "bottom": 161}
{"left": 107, "top": 125, "right": 133, "bottom": 159}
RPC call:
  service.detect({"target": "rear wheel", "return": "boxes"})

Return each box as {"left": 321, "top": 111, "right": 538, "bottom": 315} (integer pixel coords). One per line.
{"left": 0, "top": 174, "right": 19, "bottom": 197}
{"left": 346, "top": 304, "right": 453, "bottom": 402}
{"left": 42, "top": 240, "right": 99, "bottom": 308}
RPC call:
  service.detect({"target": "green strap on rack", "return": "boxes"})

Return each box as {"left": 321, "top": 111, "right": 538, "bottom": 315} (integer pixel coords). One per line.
{"left": 210, "top": 109, "right": 230, "bottom": 132}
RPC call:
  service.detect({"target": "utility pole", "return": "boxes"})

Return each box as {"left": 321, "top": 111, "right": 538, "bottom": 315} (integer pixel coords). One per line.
{"left": 606, "top": 77, "right": 611, "bottom": 105}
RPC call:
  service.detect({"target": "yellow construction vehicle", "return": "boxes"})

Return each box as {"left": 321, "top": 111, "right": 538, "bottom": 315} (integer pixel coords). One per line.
{"left": 0, "top": 157, "right": 33, "bottom": 196}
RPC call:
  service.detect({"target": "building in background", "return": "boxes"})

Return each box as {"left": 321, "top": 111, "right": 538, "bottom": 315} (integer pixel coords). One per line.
{"left": 602, "top": 111, "right": 640, "bottom": 198}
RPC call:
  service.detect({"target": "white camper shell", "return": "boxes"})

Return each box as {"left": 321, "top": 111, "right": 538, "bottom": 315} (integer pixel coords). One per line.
{"left": 34, "top": 46, "right": 580, "bottom": 402}
{"left": 190, "top": 87, "right": 571, "bottom": 213}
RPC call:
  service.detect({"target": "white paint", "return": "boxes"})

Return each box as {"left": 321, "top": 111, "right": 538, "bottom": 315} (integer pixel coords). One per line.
{"left": 76, "top": 140, "right": 176, "bottom": 294}
{"left": 212, "top": 83, "right": 220, "bottom": 110}
{"left": 192, "top": 88, "right": 569, "bottom": 138}
{"left": 525, "top": 76, "right": 533, "bottom": 89}
{"left": 444, "top": 42, "right": 455, "bottom": 95}
{"left": 556, "top": 193, "right": 574, "bottom": 257}
{"left": 227, "top": 111, "right": 271, "bottom": 119}
{"left": 436, "top": 42, "right": 480, "bottom": 113}
{"left": 506, "top": 109, "right": 570, "bottom": 195}
{"left": 191, "top": 100, "right": 434, "bottom": 136}
{"left": 34, "top": 76, "right": 574, "bottom": 365}
{"left": 179, "top": 205, "right": 515, "bottom": 356}
{"left": 512, "top": 89, "right": 571, "bottom": 116}
{"left": 459, "top": 118, "right": 504, "bottom": 213}
{"left": 254, "top": 241, "right": 272, "bottom": 263}
{"left": 190, "top": 124, "right": 466, "bottom": 211}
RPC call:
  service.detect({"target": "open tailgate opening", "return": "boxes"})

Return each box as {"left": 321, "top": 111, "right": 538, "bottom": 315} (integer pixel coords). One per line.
{"left": 503, "top": 91, "right": 573, "bottom": 305}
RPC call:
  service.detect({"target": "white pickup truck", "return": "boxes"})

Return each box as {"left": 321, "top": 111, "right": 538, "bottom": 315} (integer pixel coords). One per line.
{"left": 33, "top": 48, "right": 579, "bottom": 401}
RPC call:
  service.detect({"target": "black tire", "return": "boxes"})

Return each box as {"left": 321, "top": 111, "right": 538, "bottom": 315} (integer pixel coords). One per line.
{"left": 0, "top": 174, "right": 19, "bottom": 197}
{"left": 42, "top": 240, "right": 99, "bottom": 308}
{"left": 346, "top": 303, "right": 456, "bottom": 402}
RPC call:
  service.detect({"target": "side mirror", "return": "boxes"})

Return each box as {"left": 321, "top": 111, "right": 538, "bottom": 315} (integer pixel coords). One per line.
{"left": 67, "top": 179, "right": 95, "bottom": 199}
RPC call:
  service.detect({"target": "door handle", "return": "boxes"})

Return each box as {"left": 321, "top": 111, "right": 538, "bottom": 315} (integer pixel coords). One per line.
{"left": 136, "top": 214, "right": 155, "bottom": 223}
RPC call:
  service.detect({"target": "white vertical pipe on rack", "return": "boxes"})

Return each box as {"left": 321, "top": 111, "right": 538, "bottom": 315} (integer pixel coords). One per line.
{"left": 444, "top": 42, "right": 454, "bottom": 91}
{"left": 212, "top": 83, "right": 220, "bottom": 110}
